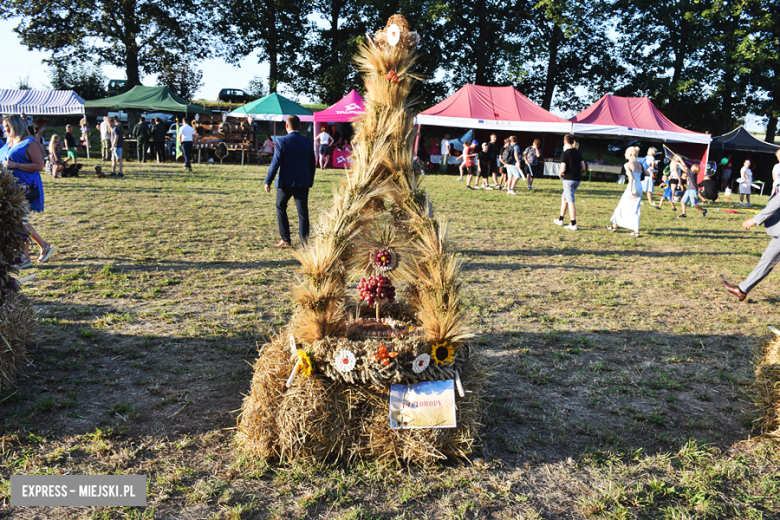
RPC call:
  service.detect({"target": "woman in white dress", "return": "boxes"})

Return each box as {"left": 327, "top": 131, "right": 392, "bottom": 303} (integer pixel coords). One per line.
{"left": 606, "top": 146, "right": 643, "bottom": 237}
{"left": 739, "top": 159, "right": 752, "bottom": 207}
{"left": 641, "top": 147, "right": 657, "bottom": 206}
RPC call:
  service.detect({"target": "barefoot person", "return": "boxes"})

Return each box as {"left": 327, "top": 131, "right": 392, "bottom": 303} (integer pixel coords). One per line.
{"left": 264, "top": 116, "right": 316, "bottom": 247}
{"left": 553, "top": 134, "right": 584, "bottom": 231}
{"left": 606, "top": 146, "right": 643, "bottom": 237}
{"left": 0, "top": 115, "right": 56, "bottom": 267}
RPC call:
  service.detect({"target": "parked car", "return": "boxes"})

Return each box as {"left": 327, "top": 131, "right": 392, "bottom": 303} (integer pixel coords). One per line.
{"left": 107, "top": 79, "right": 128, "bottom": 96}
{"left": 217, "top": 89, "right": 250, "bottom": 104}
{"left": 141, "top": 112, "right": 174, "bottom": 123}
{"left": 607, "top": 139, "right": 642, "bottom": 156}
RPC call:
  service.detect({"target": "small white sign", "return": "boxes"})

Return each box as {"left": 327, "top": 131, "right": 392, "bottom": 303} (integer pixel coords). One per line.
{"left": 389, "top": 380, "right": 457, "bottom": 429}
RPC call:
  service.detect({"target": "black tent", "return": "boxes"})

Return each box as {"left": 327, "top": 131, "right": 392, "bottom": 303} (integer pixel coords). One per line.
{"left": 711, "top": 126, "right": 779, "bottom": 185}
{"left": 711, "top": 125, "right": 780, "bottom": 153}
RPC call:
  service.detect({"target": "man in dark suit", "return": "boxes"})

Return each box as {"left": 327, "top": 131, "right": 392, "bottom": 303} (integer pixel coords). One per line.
{"left": 724, "top": 149, "right": 780, "bottom": 300}
{"left": 264, "top": 115, "right": 316, "bottom": 248}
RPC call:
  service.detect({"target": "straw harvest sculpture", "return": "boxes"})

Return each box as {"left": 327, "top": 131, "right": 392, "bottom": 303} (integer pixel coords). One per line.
{"left": 751, "top": 326, "right": 780, "bottom": 439}
{"left": 238, "top": 15, "right": 486, "bottom": 465}
{"left": 0, "top": 165, "right": 36, "bottom": 391}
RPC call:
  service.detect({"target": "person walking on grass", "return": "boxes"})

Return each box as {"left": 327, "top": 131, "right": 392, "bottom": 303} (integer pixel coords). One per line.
{"left": 641, "top": 147, "right": 657, "bottom": 206}
{"left": 505, "top": 136, "right": 523, "bottom": 195}
{"left": 657, "top": 173, "right": 677, "bottom": 212}
{"left": 264, "top": 115, "right": 316, "bottom": 248}
{"left": 178, "top": 117, "right": 196, "bottom": 172}
{"left": 553, "top": 134, "right": 584, "bottom": 231}
{"left": 739, "top": 159, "right": 753, "bottom": 207}
{"left": 523, "top": 138, "right": 541, "bottom": 191}
{"left": 108, "top": 118, "right": 124, "bottom": 177}
{"left": 723, "top": 170, "right": 780, "bottom": 301}
{"left": 316, "top": 125, "right": 332, "bottom": 169}
{"left": 606, "top": 146, "right": 643, "bottom": 237}
{"left": 0, "top": 115, "right": 56, "bottom": 267}
{"left": 497, "top": 138, "right": 511, "bottom": 191}
{"left": 678, "top": 164, "right": 707, "bottom": 218}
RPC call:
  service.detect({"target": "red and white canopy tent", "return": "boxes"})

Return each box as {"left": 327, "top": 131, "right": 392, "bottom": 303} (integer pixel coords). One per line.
{"left": 570, "top": 95, "right": 711, "bottom": 178}
{"left": 415, "top": 84, "right": 571, "bottom": 132}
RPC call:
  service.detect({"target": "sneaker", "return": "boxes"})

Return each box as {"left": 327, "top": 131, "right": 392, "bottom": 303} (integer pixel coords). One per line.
{"left": 650, "top": 202, "right": 658, "bottom": 206}
{"left": 484, "top": 186, "right": 494, "bottom": 190}
{"left": 117, "top": 172, "right": 124, "bottom": 177}
{"left": 457, "top": 177, "right": 464, "bottom": 181}
{"left": 507, "top": 189, "right": 516, "bottom": 195}
{"left": 553, "top": 219, "right": 564, "bottom": 226}
{"left": 109, "top": 172, "right": 116, "bottom": 177}
{"left": 745, "top": 203, "right": 753, "bottom": 208}
{"left": 565, "top": 224, "right": 577, "bottom": 231}
{"left": 677, "top": 214, "right": 687, "bottom": 218}
{"left": 466, "top": 185, "right": 474, "bottom": 190}
{"left": 19, "top": 258, "right": 33, "bottom": 269}
{"left": 702, "top": 209, "right": 708, "bottom": 218}
{"left": 527, "top": 186, "right": 532, "bottom": 191}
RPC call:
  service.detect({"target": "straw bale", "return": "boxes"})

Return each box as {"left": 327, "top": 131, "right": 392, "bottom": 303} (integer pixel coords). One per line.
{"left": 236, "top": 338, "right": 294, "bottom": 459}
{"left": 239, "top": 337, "right": 487, "bottom": 466}
{"left": 751, "top": 330, "right": 780, "bottom": 438}
{"left": 0, "top": 292, "right": 35, "bottom": 391}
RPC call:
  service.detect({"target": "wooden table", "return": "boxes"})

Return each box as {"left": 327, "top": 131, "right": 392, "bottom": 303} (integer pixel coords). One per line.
{"left": 586, "top": 164, "right": 623, "bottom": 182}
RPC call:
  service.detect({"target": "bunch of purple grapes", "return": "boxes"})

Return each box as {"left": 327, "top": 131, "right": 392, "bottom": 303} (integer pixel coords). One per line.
{"left": 357, "top": 275, "right": 396, "bottom": 306}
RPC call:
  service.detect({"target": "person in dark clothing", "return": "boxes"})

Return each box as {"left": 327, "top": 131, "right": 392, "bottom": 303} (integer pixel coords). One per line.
{"left": 64, "top": 125, "right": 78, "bottom": 164}
{"left": 151, "top": 118, "right": 168, "bottom": 163}
{"left": 476, "top": 142, "right": 493, "bottom": 189}
{"left": 700, "top": 172, "right": 719, "bottom": 202}
{"left": 553, "top": 134, "right": 585, "bottom": 230}
{"left": 264, "top": 115, "right": 316, "bottom": 247}
{"left": 132, "top": 117, "right": 150, "bottom": 163}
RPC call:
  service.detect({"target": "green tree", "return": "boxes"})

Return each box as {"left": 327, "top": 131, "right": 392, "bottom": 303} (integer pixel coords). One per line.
{"left": 516, "top": 0, "right": 623, "bottom": 112}
{"left": 217, "top": 0, "right": 307, "bottom": 93}
{"left": 153, "top": 55, "right": 204, "bottom": 99}
{"left": 48, "top": 62, "right": 107, "bottom": 100}
{"left": 0, "top": 0, "right": 214, "bottom": 88}
{"left": 246, "top": 76, "right": 267, "bottom": 99}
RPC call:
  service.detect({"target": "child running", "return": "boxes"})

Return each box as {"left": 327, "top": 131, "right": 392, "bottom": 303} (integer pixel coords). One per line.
{"left": 656, "top": 173, "right": 677, "bottom": 211}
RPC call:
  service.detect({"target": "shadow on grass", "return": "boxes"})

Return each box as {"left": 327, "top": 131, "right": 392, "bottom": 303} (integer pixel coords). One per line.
{"left": 2, "top": 304, "right": 756, "bottom": 470}
{"left": 40, "top": 258, "right": 301, "bottom": 272}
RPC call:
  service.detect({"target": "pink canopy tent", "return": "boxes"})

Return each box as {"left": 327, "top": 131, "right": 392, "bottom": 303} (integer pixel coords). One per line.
{"left": 415, "top": 84, "right": 572, "bottom": 133}
{"left": 312, "top": 90, "right": 365, "bottom": 131}
{"left": 571, "top": 95, "right": 711, "bottom": 177}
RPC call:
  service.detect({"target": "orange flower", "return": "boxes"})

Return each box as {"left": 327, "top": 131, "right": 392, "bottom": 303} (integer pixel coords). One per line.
{"left": 373, "top": 343, "right": 398, "bottom": 366}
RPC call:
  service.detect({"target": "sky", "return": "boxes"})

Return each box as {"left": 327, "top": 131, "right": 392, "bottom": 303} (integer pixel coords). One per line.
{"left": 0, "top": 18, "right": 766, "bottom": 132}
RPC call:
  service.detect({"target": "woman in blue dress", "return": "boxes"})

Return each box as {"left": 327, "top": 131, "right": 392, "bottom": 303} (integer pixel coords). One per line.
{"left": 0, "top": 115, "right": 56, "bottom": 268}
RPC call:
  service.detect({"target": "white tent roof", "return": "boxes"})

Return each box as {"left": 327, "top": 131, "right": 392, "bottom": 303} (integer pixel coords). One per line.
{"left": 0, "top": 89, "right": 85, "bottom": 116}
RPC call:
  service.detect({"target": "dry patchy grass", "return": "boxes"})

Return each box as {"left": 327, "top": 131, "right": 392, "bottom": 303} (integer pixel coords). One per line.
{"left": 1, "top": 158, "right": 778, "bottom": 519}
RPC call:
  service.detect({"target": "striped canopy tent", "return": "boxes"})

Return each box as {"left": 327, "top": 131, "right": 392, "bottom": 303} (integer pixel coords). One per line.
{"left": 0, "top": 89, "right": 86, "bottom": 116}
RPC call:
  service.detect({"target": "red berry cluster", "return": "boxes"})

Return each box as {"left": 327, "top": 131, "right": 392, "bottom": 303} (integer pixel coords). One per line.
{"left": 357, "top": 276, "right": 396, "bottom": 306}
{"left": 374, "top": 249, "right": 392, "bottom": 267}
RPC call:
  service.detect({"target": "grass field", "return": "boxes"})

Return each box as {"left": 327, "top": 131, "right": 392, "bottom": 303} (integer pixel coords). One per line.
{"left": 1, "top": 157, "right": 779, "bottom": 519}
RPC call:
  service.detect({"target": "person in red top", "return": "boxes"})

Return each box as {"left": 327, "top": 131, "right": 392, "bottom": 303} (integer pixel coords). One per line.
{"left": 462, "top": 140, "right": 479, "bottom": 189}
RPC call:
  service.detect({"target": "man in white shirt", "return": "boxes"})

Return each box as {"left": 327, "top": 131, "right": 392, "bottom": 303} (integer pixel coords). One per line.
{"left": 439, "top": 133, "right": 451, "bottom": 174}
{"left": 100, "top": 116, "right": 111, "bottom": 161}
{"left": 178, "top": 117, "right": 197, "bottom": 171}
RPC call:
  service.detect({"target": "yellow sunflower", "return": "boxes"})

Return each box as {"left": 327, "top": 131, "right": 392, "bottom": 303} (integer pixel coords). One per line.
{"left": 296, "top": 349, "right": 313, "bottom": 377}
{"left": 431, "top": 341, "right": 455, "bottom": 365}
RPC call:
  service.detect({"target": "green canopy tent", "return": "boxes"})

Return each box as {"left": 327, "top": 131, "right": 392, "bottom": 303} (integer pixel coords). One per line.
{"left": 228, "top": 93, "right": 313, "bottom": 121}
{"left": 85, "top": 86, "right": 212, "bottom": 115}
